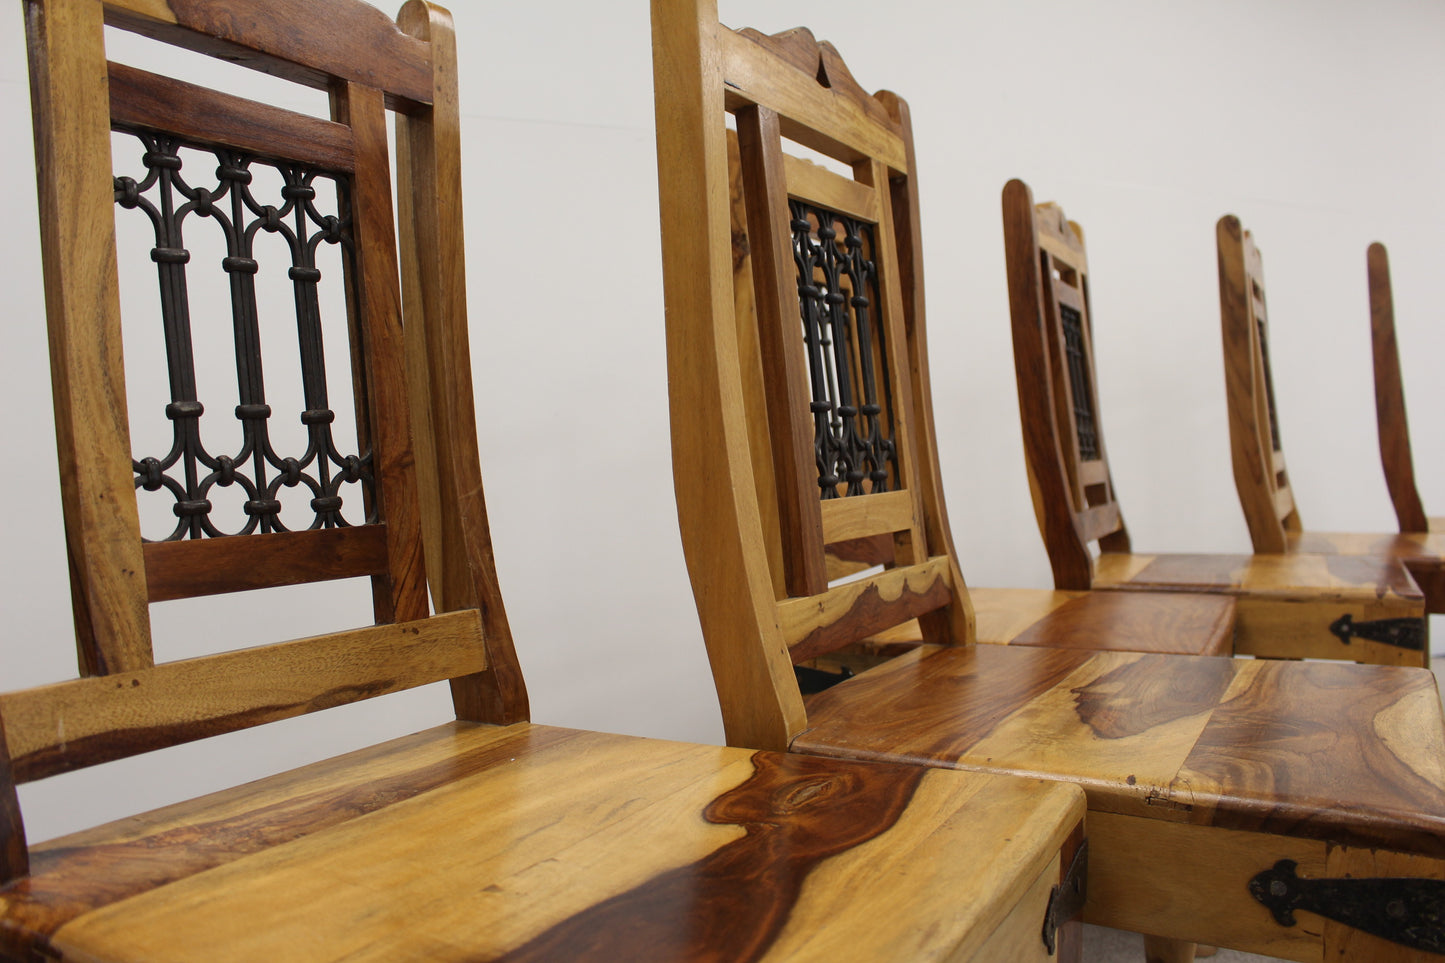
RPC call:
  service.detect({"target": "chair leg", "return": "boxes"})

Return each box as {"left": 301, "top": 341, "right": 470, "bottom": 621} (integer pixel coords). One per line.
{"left": 1142, "top": 935, "right": 1196, "bottom": 963}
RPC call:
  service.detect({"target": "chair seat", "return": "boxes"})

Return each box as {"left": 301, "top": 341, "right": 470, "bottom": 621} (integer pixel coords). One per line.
{"left": 796, "top": 643, "right": 1445, "bottom": 957}
{"left": 1288, "top": 530, "right": 1445, "bottom": 614}
{"left": 872, "top": 589, "right": 1235, "bottom": 656}
{"left": 1, "top": 722, "right": 1084, "bottom": 963}
{"left": 1094, "top": 552, "right": 1428, "bottom": 664}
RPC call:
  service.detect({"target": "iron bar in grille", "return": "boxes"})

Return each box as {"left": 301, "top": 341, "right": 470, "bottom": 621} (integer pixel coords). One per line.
{"left": 1058, "top": 303, "right": 1100, "bottom": 462}
{"left": 789, "top": 199, "right": 898, "bottom": 499}
{"left": 114, "top": 130, "right": 374, "bottom": 540}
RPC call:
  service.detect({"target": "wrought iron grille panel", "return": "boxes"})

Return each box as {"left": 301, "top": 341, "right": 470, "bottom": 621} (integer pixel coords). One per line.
{"left": 1058, "top": 303, "right": 1099, "bottom": 462}
{"left": 1257, "top": 317, "right": 1283, "bottom": 451}
{"left": 113, "top": 129, "right": 373, "bottom": 540}
{"left": 789, "top": 199, "right": 898, "bottom": 499}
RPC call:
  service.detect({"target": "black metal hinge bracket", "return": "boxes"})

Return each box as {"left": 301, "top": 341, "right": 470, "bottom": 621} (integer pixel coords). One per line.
{"left": 1329, "top": 614, "right": 1425, "bottom": 651}
{"left": 1042, "top": 839, "right": 1088, "bottom": 955}
{"left": 1250, "top": 859, "right": 1445, "bottom": 954}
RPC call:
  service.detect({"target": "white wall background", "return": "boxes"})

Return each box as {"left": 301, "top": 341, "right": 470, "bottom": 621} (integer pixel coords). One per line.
{"left": 2, "top": 0, "right": 1442, "bottom": 843}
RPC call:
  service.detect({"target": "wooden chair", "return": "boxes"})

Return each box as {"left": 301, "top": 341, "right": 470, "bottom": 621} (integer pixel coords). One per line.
{"left": 1219, "top": 226, "right": 1445, "bottom": 615}
{"left": 1004, "top": 184, "right": 1428, "bottom": 667}
{"left": 0, "top": 2, "right": 1092, "bottom": 960}
{"left": 653, "top": 3, "right": 1445, "bottom": 959}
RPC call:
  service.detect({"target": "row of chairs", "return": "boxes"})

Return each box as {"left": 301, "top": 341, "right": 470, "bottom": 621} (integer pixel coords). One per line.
{"left": 0, "top": 1, "right": 1440, "bottom": 962}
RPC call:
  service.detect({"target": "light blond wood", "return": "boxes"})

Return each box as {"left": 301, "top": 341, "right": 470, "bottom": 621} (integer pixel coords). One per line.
{"left": 2, "top": 611, "right": 487, "bottom": 781}
{"left": 15, "top": 723, "right": 1086, "bottom": 963}
{"left": 395, "top": 0, "right": 527, "bottom": 722}
{"left": 778, "top": 557, "right": 951, "bottom": 655}
{"left": 820, "top": 490, "right": 915, "bottom": 544}
{"left": 29, "top": 0, "right": 153, "bottom": 678}
{"left": 653, "top": 0, "right": 808, "bottom": 752}
{"left": 971, "top": 851, "right": 1067, "bottom": 963}
{"left": 782, "top": 153, "right": 878, "bottom": 221}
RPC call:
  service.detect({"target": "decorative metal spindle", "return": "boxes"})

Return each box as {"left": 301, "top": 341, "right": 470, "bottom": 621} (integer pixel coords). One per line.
{"left": 1058, "top": 303, "right": 1099, "bottom": 462}
{"left": 115, "top": 129, "right": 372, "bottom": 540}
{"left": 1257, "top": 316, "right": 1283, "bottom": 452}
{"left": 789, "top": 199, "right": 898, "bottom": 499}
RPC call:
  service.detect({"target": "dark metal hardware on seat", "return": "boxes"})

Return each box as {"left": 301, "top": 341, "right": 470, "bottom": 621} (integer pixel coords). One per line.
{"left": 1329, "top": 614, "right": 1426, "bottom": 651}
{"left": 1251, "top": 859, "right": 1445, "bottom": 954}
{"left": 1041, "top": 838, "right": 1087, "bottom": 955}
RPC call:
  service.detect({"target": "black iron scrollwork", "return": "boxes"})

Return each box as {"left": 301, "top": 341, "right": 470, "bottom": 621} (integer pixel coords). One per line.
{"left": 1251, "top": 859, "right": 1445, "bottom": 954}
{"left": 1057, "top": 304, "right": 1099, "bottom": 462}
{"left": 1257, "top": 316, "right": 1283, "bottom": 452}
{"left": 790, "top": 199, "right": 898, "bottom": 499}
{"left": 1328, "top": 614, "right": 1426, "bottom": 651}
{"left": 114, "top": 131, "right": 372, "bottom": 540}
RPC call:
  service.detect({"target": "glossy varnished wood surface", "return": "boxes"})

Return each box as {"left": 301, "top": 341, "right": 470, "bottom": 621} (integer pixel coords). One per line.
{"left": 797, "top": 644, "right": 1445, "bottom": 855}
{"left": 1093, "top": 551, "right": 1428, "bottom": 664}
{"left": 1289, "top": 531, "right": 1445, "bottom": 616}
{"left": 0, "top": 722, "right": 1085, "bottom": 963}
{"left": 876, "top": 588, "right": 1236, "bottom": 656}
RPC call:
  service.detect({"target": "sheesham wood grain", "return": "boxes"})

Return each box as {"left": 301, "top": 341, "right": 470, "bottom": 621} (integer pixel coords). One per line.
{"left": 779, "top": 557, "right": 951, "bottom": 661}
{"left": 1369, "top": 242, "right": 1429, "bottom": 534}
{"left": 717, "top": 26, "right": 906, "bottom": 170}
{"left": 143, "top": 526, "right": 389, "bottom": 602}
{"left": 332, "top": 79, "right": 430, "bottom": 627}
{"left": 736, "top": 104, "right": 829, "bottom": 598}
{"left": 1323, "top": 847, "right": 1445, "bottom": 962}
{"left": 394, "top": 0, "right": 528, "bottom": 723}
{"left": 1217, "top": 215, "right": 1291, "bottom": 553}
{"left": 2, "top": 611, "right": 486, "bottom": 782}
{"left": 798, "top": 645, "right": 1445, "bottom": 853}
{"left": 108, "top": 62, "right": 355, "bottom": 172}
{"left": 14, "top": 725, "right": 1084, "bottom": 963}
{"left": 873, "top": 89, "right": 974, "bottom": 647}
{"left": 103, "top": 0, "right": 434, "bottom": 109}
{"left": 0, "top": 714, "right": 24, "bottom": 886}
{"left": 653, "top": 0, "right": 808, "bottom": 752}
{"left": 29, "top": 0, "right": 154, "bottom": 677}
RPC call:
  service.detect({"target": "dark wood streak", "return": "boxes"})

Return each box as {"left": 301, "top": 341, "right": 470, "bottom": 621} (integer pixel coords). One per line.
{"left": 0, "top": 723, "right": 569, "bottom": 960}
{"left": 1180, "top": 661, "right": 1445, "bottom": 856}
{"left": 1070, "top": 657, "right": 1235, "bottom": 740}
{"left": 788, "top": 575, "right": 951, "bottom": 664}
{"left": 496, "top": 751, "right": 927, "bottom": 963}
{"left": 797, "top": 644, "right": 1090, "bottom": 766}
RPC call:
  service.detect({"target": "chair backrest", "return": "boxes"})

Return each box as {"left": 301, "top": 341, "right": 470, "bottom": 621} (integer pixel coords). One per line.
{"left": 1002, "top": 181, "right": 1131, "bottom": 591}
{"left": 653, "top": 0, "right": 973, "bottom": 752}
{"left": 1367, "top": 242, "right": 1429, "bottom": 533}
{"left": 1216, "top": 215, "right": 1301, "bottom": 553}
{"left": 1, "top": 0, "right": 525, "bottom": 885}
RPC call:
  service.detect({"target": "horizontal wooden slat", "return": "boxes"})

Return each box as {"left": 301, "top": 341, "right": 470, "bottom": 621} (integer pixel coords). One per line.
{"left": 110, "top": 62, "right": 355, "bottom": 171}
{"left": 1077, "top": 502, "right": 1121, "bottom": 544}
{"left": 3, "top": 610, "right": 486, "bottom": 782}
{"left": 144, "top": 526, "right": 390, "bottom": 602}
{"left": 781, "top": 557, "right": 952, "bottom": 662}
{"left": 1038, "top": 232, "right": 1082, "bottom": 267}
{"left": 104, "top": 0, "right": 433, "bottom": 109}
{"left": 820, "top": 490, "right": 914, "bottom": 545}
{"left": 1274, "top": 484, "right": 1296, "bottom": 521}
{"left": 1052, "top": 280, "right": 1083, "bottom": 312}
{"left": 1271, "top": 449, "right": 1288, "bottom": 474}
{"left": 718, "top": 26, "right": 905, "bottom": 170}
{"left": 782, "top": 154, "right": 877, "bottom": 222}
{"left": 1078, "top": 460, "right": 1109, "bottom": 487}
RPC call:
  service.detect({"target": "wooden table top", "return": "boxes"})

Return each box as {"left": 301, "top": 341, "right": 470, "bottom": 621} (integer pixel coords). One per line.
{"left": 797, "top": 643, "right": 1445, "bottom": 856}
{"left": 0, "top": 722, "right": 1084, "bottom": 963}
